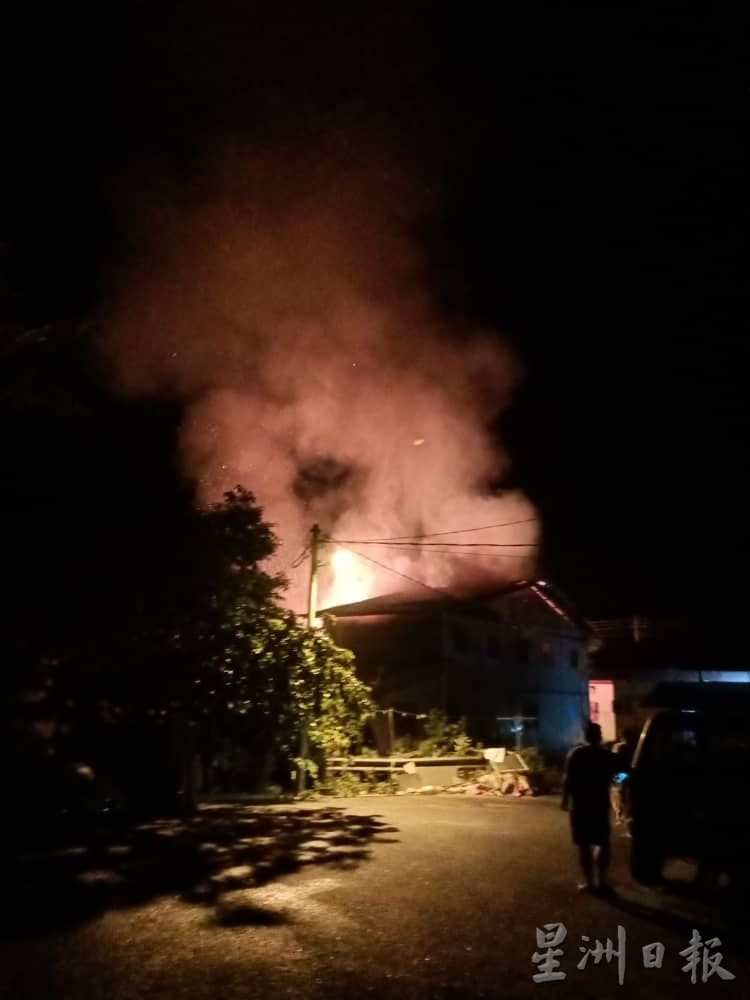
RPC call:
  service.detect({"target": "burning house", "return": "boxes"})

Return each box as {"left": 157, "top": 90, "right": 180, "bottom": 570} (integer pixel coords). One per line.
{"left": 323, "top": 579, "right": 590, "bottom": 759}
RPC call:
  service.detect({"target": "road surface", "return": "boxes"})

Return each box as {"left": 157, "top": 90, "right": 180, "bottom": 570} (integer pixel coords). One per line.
{"left": 1, "top": 795, "right": 746, "bottom": 999}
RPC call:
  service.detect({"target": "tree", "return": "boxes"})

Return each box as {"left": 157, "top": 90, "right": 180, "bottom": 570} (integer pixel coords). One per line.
{"left": 296, "top": 618, "right": 374, "bottom": 771}
{"left": 0, "top": 321, "right": 371, "bottom": 808}
{"left": 184, "top": 491, "right": 373, "bottom": 787}
{"left": 116, "top": 486, "right": 373, "bottom": 797}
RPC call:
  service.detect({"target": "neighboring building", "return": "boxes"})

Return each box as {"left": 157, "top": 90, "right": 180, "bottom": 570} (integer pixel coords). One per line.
{"left": 590, "top": 616, "right": 750, "bottom": 744}
{"left": 323, "top": 580, "right": 590, "bottom": 759}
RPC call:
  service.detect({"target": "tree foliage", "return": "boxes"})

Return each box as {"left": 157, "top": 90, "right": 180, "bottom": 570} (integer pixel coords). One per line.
{"left": 417, "top": 710, "right": 472, "bottom": 756}
{"left": 140, "top": 487, "right": 373, "bottom": 770}
{"left": 0, "top": 326, "right": 371, "bottom": 799}
{"left": 302, "top": 620, "right": 374, "bottom": 760}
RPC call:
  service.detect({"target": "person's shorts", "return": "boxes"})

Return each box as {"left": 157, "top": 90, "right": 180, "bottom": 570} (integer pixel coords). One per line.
{"left": 571, "top": 808, "right": 610, "bottom": 846}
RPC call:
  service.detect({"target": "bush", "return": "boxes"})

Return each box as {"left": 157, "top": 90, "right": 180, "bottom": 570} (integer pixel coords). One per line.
{"left": 393, "top": 735, "right": 418, "bottom": 756}
{"left": 452, "top": 732, "right": 474, "bottom": 756}
{"left": 365, "top": 773, "right": 400, "bottom": 795}
{"left": 314, "top": 770, "right": 400, "bottom": 797}
{"left": 317, "top": 772, "right": 362, "bottom": 797}
{"left": 417, "top": 710, "right": 472, "bottom": 756}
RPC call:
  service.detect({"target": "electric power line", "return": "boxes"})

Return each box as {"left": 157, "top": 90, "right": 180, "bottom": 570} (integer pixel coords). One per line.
{"left": 331, "top": 516, "right": 538, "bottom": 543}
{"left": 286, "top": 544, "right": 310, "bottom": 571}
{"left": 336, "top": 544, "right": 447, "bottom": 596}
{"left": 330, "top": 539, "right": 536, "bottom": 548}
{"left": 349, "top": 544, "right": 530, "bottom": 560}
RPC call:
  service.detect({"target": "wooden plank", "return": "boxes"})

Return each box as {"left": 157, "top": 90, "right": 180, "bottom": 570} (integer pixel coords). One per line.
{"left": 326, "top": 756, "right": 484, "bottom": 767}
{"left": 326, "top": 766, "right": 405, "bottom": 773}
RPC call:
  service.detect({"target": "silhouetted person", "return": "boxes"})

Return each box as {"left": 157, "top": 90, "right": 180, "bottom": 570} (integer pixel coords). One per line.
{"left": 562, "top": 722, "right": 618, "bottom": 894}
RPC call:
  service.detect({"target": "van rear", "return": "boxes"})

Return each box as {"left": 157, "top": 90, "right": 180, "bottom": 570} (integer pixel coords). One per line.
{"left": 627, "top": 683, "right": 750, "bottom": 887}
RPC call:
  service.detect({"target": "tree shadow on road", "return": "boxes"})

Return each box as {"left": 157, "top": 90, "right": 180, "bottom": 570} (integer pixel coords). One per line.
{"left": 3, "top": 804, "right": 399, "bottom": 940}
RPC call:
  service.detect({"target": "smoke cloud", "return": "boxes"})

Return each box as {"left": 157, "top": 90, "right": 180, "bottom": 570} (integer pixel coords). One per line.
{"left": 102, "top": 130, "right": 538, "bottom": 609}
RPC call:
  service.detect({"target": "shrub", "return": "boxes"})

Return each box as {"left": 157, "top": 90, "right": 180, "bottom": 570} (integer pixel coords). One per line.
{"left": 318, "top": 772, "right": 362, "bottom": 797}
{"left": 417, "top": 710, "right": 472, "bottom": 756}
{"left": 452, "top": 732, "right": 474, "bottom": 756}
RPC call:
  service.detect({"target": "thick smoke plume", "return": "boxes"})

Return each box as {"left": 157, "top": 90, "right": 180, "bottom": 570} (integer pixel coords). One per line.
{"left": 103, "top": 132, "right": 538, "bottom": 609}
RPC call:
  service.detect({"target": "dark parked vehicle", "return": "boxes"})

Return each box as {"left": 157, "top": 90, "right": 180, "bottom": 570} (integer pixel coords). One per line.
{"left": 627, "top": 682, "right": 750, "bottom": 893}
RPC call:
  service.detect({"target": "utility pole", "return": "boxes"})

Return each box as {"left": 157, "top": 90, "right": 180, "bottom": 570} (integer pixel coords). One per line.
{"left": 496, "top": 715, "right": 537, "bottom": 751}
{"left": 298, "top": 524, "right": 321, "bottom": 793}
{"left": 387, "top": 707, "right": 396, "bottom": 758}
{"left": 307, "top": 523, "right": 321, "bottom": 628}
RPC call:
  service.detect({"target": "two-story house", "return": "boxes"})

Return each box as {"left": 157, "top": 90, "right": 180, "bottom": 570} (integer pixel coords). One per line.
{"left": 323, "top": 579, "right": 590, "bottom": 758}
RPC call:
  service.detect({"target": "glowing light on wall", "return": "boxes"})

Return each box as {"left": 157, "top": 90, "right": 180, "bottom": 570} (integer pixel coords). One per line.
{"left": 331, "top": 548, "right": 354, "bottom": 573}
{"left": 327, "top": 548, "right": 373, "bottom": 607}
{"left": 589, "top": 680, "right": 616, "bottom": 742}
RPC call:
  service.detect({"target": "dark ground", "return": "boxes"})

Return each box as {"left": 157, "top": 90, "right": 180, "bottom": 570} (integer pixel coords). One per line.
{"left": 1, "top": 796, "right": 747, "bottom": 999}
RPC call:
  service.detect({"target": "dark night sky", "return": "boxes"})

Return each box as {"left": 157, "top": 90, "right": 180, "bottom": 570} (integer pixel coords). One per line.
{"left": 2, "top": 4, "right": 746, "bottom": 618}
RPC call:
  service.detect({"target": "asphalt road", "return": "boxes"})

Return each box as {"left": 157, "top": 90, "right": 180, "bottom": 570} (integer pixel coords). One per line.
{"left": 1, "top": 795, "right": 747, "bottom": 999}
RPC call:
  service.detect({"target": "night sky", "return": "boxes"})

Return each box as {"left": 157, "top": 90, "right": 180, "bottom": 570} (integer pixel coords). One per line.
{"left": 3, "top": 5, "right": 746, "bottom": 618}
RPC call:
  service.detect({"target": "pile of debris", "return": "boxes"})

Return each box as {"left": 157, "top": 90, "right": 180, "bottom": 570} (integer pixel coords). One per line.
{"left": 396, "top": 748, "right": 537, "bottom": 797}
{"left": 454, "top": 771, "right": 535, "bottom": 797}
{"left": 397, "top": 771, "right": 535, "bottom": 797}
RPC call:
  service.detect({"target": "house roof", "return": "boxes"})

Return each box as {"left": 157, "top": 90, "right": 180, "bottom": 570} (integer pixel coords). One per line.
{"left": 322, "top": 579, "right": 590, "bottom": 634}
